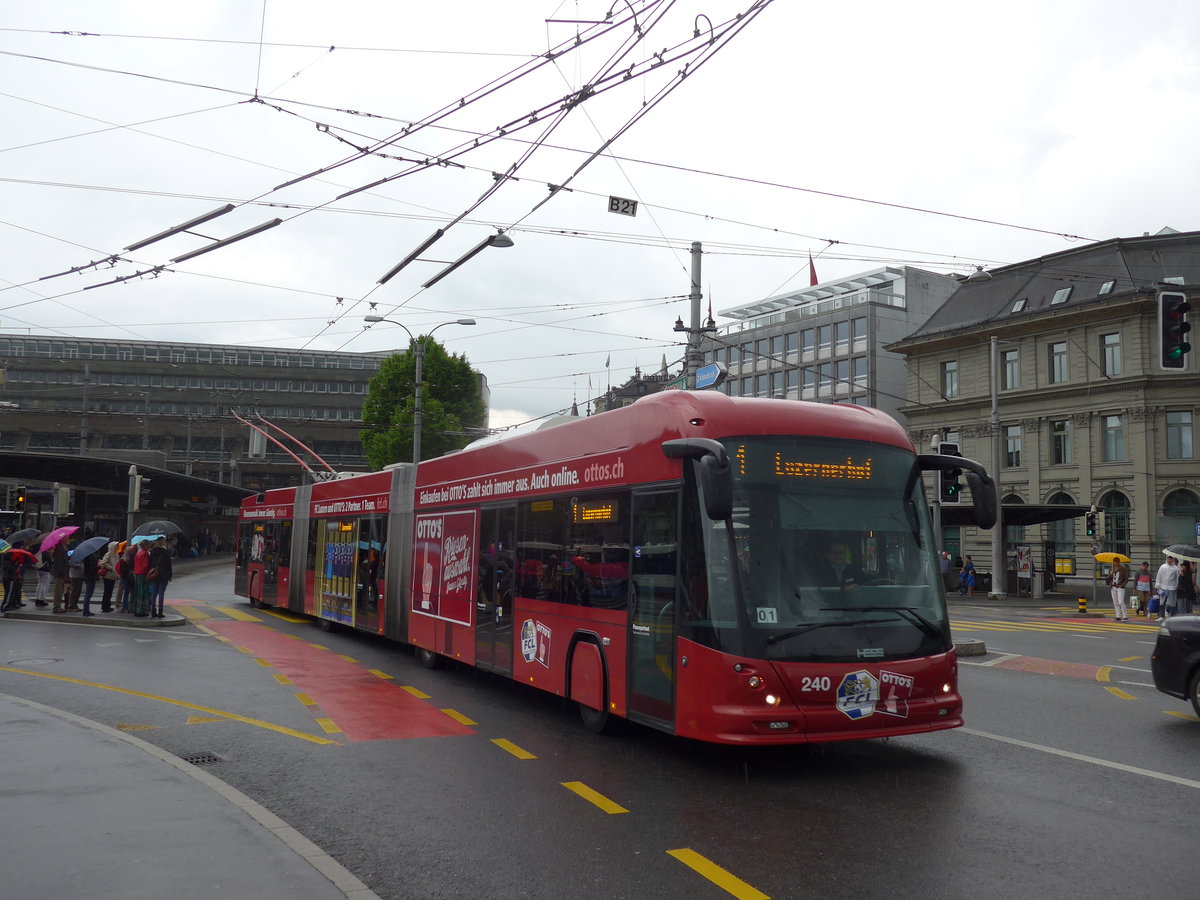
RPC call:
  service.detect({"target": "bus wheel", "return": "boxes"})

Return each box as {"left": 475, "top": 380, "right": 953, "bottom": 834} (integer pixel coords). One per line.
{"left": 318, "top": 618, "right": 334, "bottom": 632}
{"left": 248, "top": 597, "right": 259, "bottom": 609}
{"left": 416, "top": 646, "right": 441, "bottom": 670}
{"left": 578, "top": 700, "right": 611, "bottom": 734}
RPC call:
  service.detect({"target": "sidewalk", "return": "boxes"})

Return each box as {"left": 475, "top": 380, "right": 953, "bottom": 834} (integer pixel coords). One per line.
{"left": 0, "top": 693, "right": 376, "bottom": 899}
{"left": 1, "top": 553, "right": 232, "bottom": 626}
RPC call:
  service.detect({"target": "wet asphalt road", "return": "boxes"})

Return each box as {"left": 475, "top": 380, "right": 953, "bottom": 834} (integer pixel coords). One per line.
{"left": 2, "top": 568, "right": 1196, "bottom": 899}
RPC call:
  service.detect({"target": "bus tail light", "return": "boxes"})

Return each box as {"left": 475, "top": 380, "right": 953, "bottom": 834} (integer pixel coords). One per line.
{"left": 747, "top": 675, "right": 765, "bottom": 689}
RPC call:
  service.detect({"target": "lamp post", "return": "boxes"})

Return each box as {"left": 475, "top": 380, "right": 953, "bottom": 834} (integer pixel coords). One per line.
{"left": 364, "top": 315, "right": 476, "bottom": 463}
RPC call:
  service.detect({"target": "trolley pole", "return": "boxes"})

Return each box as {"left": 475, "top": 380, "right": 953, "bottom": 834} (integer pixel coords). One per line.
{"left": 673, "top": 242, "right": 716, "bottom": 388}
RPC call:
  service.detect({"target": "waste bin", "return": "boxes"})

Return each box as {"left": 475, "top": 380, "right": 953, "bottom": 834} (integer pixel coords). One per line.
{"left": 977, "top": 572, "right": 992, "bottom": 592}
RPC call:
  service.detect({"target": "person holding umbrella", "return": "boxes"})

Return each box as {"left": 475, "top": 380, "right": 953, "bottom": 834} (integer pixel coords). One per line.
{"left": 1155, "top": 555, "right": 1181, "bottom": 623}
{"left": 1106, "top": 557, "right": 1131, "bottom": 621}
{"left": 147, "top": 537, "right": 173, "bottom": 618}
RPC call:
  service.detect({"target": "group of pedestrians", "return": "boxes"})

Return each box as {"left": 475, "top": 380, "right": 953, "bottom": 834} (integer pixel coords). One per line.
{"left": 1, "top": 531, "right": 173, "bottom": 618}
{"left": 1107, "top": 556, "right": 1196, "bottom": 622}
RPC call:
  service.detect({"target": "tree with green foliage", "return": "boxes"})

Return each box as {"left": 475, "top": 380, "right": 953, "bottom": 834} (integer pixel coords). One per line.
{"left": 360, "top": 338, "right": 486, "bottom": 468}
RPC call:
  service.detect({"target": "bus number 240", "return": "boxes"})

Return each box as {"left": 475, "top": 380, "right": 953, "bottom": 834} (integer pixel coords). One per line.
{"left": 801, "top": 676, "right": 831, "bottom": 692}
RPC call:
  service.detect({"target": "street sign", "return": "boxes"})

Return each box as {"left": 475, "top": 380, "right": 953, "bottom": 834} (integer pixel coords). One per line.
{"left": 663, "top": 375, "right": 688, "bottom": 391}
{"left": 607, "top": 196, "right": 638, "bottom": 217}
{"left": 694, "top": 362, "right": 728, "bottom": 390}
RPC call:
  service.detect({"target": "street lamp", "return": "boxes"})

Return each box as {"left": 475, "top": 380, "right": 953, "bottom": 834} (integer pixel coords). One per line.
{"left": 363, "top": 315, "right": 476, "bottom": 463}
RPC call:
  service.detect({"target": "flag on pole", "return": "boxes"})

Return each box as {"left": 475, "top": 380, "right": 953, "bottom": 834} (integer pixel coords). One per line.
{"left": 605, "top": 353, "right": 610, "bottom": 368}
{"left": 808, "top": 253, "right": 819, "bottom": 287}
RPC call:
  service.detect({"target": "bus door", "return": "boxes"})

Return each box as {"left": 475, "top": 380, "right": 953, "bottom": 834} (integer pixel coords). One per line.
{"left": 627, "top": 491, "right": 678, "bottom": 727}
{"left": 475, "top": 506, "right": 516, "bottom": 675}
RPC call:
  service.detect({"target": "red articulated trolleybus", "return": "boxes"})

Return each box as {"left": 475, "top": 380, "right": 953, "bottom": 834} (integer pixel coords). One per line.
{"left": 236, "top": 391, "right": 995, "bottom": 745}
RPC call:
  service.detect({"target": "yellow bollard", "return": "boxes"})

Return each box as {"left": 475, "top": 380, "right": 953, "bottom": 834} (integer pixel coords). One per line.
{"left": 1077, "top": 595, "right": 1087, "bottom": 614}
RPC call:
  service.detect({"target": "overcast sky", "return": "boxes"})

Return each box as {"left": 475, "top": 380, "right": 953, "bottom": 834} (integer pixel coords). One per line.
{"left": 3, "top": 0, "right": 1198, "bottom": 429}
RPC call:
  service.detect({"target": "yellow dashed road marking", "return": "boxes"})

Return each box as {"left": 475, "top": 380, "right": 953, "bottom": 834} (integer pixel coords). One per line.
{"left": 338, "top": 654, "right": 358, "bottom": 663}
{"left": 273, "top": 673, "right": 292, "bottom": 685}
{"left": 440, "top": 708, "right": 477, "bottom": 726}
{"left": 295, "top": 693, "right": 316, "bottom": 706}
{"left": 1165, "top": 710, "right": 1200, "bottom": 721}
{"left": 174, "top": 606, "right": 211, "bottom": 621}
{"left": 369, "top": 669, "right": 393, "bottom": 680}
{"left": 316, "top": 717, "right": 342, "bottom": 734}
{"left": 211, "top": 605, "right": 262, "bottom": 622}
{"left": 1104, "top": 686, "right": 1134, "bottom": 700}
{"left": 667, "top": 848, "right": 770, "bottom": 899}
{"left": 254, "top": 657, "right": 272, "bottom": 667}
{"left": 401, "top": 685, "right": 431, "bottom": 699}
{"left": 562, "top": 781, "right": 628, "bottom": 814}
{"left": 491, "top": 738, "right": 536, "bottom": 760}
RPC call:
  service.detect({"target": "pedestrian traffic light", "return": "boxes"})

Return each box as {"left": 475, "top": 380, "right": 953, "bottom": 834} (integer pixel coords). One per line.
{"left": 1085, "top": 512, "right": 1097, "bottom": 536}
{"left": 1158, "top": 290, "right": 1192, "bottom": 370}
{"left": 937, "top": 441, "right": 962, "bottom": 503}
{"left": 14, "top": 485, "right": 25, "bottom": 512}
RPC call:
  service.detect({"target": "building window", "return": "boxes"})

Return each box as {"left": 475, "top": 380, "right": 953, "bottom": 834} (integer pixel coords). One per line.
{"left": 756, "top": 374, "right": 768, "bottom": 396}
{"left": 1103, "top": 414, "right": 1125, "bottom": 461}
{"left": 1002, "top": 349, "right": 1019, "bottom": 390}
{"left": 770, "top": 335, "right": 784, "bottom": 357}
{"left": 1101, "top": 333, "right": 1121, "bottom": 376}
{"left": 1012, "top": 299, "right": 1027, "bottom": 312}
{"left": 1099, "top": 491, "right": 1131, "bottom": 557}
{"left": 817, "top": 325, "right": 832, "bottom": 353}
{"left": 1167, "top": 410, "right": 1194, "bottom": 459}
{"left": 852, "top": 356, "right": 867, "bottom": 387}
{"left": 1048, "top": 341, "right": 1067, "bottom": 384}
{"left": 851, "top": 317, "right": 867, "bottom": 345}
{"left": 833, "top": 321, "right": 849, "bottom": 353}
{"left": 1050, "top": 419, "right": 1071, "bottom": 465}
{"left": 1051, "top": 286, "right": 1072, "bottom": 305}
{"left": 1004, "top": 425, "right": 1022, "bottom": 467}
{"left": 785, "top": 332, "right": 798, "bottom": 354}
{"left": 942, "top": 360, "right": 958, "bottom": 398}
{"left": 786, "top": 369, "right": 799, "bottom": 392}
{"left": 1098, "top": 280, "right": 1115, "bottom": 295}
{"left": 817, "top": 363, "right": 833, "bottom": 392}
{"left": 1163, "top": 489, "right": 1200, "bottom": 521}
{"left": 802, "top": 368, "right": 815, "bottom": 391}
{"left": 801, "top": 329, "right": 814, "bottom": 352}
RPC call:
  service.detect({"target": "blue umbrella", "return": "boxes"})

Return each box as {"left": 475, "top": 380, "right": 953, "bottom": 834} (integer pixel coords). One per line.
{"left": 130, "top": 534, "right": 161, "bottom": 545}
{"left": 69, "top": 535, "right": 111, "bottom": 560}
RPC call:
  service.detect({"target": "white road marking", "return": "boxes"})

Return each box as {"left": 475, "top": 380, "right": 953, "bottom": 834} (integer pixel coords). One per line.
{"left": 960, "top": 727, "right": 1200, "bottom": 790}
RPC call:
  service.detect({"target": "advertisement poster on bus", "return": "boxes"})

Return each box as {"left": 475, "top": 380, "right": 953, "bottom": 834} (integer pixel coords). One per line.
{"left": 412, "top": 510, "right": 476, "bottom": 626}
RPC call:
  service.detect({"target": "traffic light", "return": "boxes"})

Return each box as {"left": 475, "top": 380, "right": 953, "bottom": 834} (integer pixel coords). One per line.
{"left": 131, "top": 475, "right": 152, "bottom": 511}
{"left": 14, "top": 485, "right": 25, "bottom": 512}
{"left": 1085, "top": 512, "right": 1097, "bottom": 536}
{"left": 937, "top": 441, "right": 962, "bottom": 503}
{"left": 1158, "top": 291, "right": 1192, "bottom": 370}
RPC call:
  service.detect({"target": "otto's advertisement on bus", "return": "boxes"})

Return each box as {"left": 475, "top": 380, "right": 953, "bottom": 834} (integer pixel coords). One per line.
{"left": 411, "top": 510, "right": 476, "bottom": 626}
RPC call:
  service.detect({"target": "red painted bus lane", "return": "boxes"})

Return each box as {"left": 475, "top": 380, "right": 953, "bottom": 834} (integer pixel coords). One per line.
{"left": 207, "top": 621, "right": 474, "bottom": 742}
{"left": 992, "top": 656, "right": 1101, "bottom": 680}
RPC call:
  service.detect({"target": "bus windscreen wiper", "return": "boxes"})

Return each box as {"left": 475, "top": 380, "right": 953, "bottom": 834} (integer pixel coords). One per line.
{"left": 822, "top": 605, "right": 942, "bottom": 639}
{"left": 766, "top": 617, "right": 890, "bottom": 645}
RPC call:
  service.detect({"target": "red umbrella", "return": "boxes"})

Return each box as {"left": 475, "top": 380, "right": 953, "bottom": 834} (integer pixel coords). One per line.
{"left": 5, "top": 548, "right": 38, "bottom": 565}
{"left": 38, "top": 525, "right": 79, "bottom": 554}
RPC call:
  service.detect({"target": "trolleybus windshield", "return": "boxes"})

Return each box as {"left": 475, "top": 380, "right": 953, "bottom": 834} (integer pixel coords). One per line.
{"left": 697, "top": 436, "right": 948, "bottom": 663}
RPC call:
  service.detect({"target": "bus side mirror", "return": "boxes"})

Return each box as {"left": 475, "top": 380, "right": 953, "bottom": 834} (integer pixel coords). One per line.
{"left": 662, "top": 438, "right": 733, "bottom": 521}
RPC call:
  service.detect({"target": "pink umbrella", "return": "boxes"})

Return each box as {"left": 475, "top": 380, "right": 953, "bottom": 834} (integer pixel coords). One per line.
{"left": 38, "top": 525, "right": 79, "bottom": 553}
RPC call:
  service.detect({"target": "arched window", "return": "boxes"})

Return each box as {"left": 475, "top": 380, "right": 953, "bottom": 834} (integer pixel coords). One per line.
{"left": 1163, "top": 489, "right": 1200, "bottom": 521}
{"left": 1003, "top": 494, "right": 1025, "bottom": 552}
{"left": 1046, "top": 492, "right": 1075, "bottom": 557}
{"left": 1099, "top": 491, "right": 1131, "bottom": 557}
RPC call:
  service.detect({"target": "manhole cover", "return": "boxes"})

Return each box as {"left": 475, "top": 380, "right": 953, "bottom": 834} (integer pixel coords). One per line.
{"left": 179, "top": 751, "right": 223, "bottom": 765}
{"left": 6, "top": 658, "right": 61, "bottom": 666}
